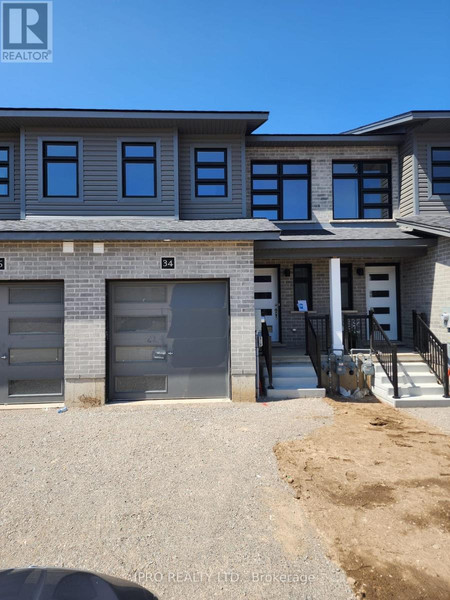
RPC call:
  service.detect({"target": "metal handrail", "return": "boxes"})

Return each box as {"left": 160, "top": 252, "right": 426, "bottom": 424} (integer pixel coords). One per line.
{"left": 305, "top": 314, "right": 330, "bottom": 353}
{"left": 343, "top": 313, "right": 370, "bottom": 352}
{"left": 369, "top": 309, "right": 399, "bottom": 398}
{"left": 261, "top": 320, "right": 273, "bottom": 389}
{"left": 305, "top": 313, "right": 323, "bottom": 388}
{"left": 413, "top": 310, "right": 449, "bottom": 397}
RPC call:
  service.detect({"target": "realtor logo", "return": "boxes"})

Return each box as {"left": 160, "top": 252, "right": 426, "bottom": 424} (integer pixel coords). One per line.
{"left": 1, "top": 1, "right": 52, "bottom": 62}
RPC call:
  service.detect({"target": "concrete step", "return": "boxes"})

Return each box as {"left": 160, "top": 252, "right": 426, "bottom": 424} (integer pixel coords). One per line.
{"left": 374, "top": 362, "right": 433, "bottom": 375}
{"left": 265, "top": 387, "right": 326, "bottom": 400}
{"left": 272, "top": 355, "right": 311, "bottom": 363}
{"left": 271, "top": 366, "right": 317, "bottom": 378}
{"left": 378, "top": 373, "right": 439, "bottom": 385}
{"left": 372, "top": 386, "right": 450, "bottom": 408}
{"left": 375, "top": 382, "right": 445, "bottom": 397}
{"left": 270, "top": 376, "right": 319, "bottom": 389}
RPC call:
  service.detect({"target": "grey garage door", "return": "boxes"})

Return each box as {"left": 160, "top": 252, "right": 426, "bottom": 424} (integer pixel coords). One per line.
{"left": 0, "top": 282, "right": 64, "bottom": 404}
{"left": 108, "top": 280, "right": 230, "bottom": 401}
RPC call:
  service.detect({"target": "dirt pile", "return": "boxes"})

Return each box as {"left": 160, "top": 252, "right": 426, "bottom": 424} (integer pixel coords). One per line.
{"left": 275, "top": 399, "right": 450, "bottom": 600}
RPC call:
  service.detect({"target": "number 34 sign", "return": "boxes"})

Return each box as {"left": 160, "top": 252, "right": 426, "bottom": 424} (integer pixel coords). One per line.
{"left": 161, "top": 257, "right": 175, "bottom": 270}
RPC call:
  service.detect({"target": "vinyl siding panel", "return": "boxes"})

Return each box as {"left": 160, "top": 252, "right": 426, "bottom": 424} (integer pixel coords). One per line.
{"left": 179, "top": 135, "right": 244, "bottom": 219}
{"left": 416, "top": 132, "right": 450, "bottom": 213}
{"left": 399, "top": 131, "right": 415, "bottom": 217}
{"left": 24, "top": 128, "right": 176, "bottom": 217}
{"left": 0, "top": 133, "right": 20, "bottom": 219}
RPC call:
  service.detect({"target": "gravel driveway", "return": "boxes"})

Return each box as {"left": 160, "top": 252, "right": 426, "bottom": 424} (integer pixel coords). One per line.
{"left": 0, "top": 399, "right": 354, "bottom": 600}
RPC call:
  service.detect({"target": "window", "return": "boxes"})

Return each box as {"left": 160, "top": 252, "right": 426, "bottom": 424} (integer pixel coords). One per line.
{"left": 431, "top": 148, "right": 450, "bottom": 195}
{"left": 333, "top": 161, "right": 391, "bottom": 219}
{"left": 43, "top": 142, "right": 78, "bottom": 198}
{"left": 194, "top": 149, "right": 227, "bottom": 197}
{"left": 252, "top": 161, "right": 310, "bottom": 220}
{"left": 0, "top": 148, "right": 9, "bottom": 197}
{"left": 293, "top": 264, "right": 312, "bottom": 310}
{"left": 340, "top": 264, "right": 353, "bottom": 310}
{"left": 122, "top": 143, "right": 156, "bottom": 197}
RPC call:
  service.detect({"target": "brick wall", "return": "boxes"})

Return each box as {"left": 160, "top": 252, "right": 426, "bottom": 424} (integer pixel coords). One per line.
{"left": 246, "top": 144, "right": 399, "bottom": 221}
{"left": 255, "top": 256, "right": 401, "bottom": 347}
{"left": 0, "top": 241, "right": 256, "bottom": 403}
{"left": 401, "top": 237, "right": 450, "bottom": 346}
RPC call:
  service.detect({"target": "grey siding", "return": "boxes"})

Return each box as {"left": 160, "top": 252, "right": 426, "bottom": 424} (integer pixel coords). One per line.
{"left": 24, "top": 128, "right": 176, "bottom": 217}
{"left": 246, "top": 144, "right": 400, "bottom": 221}
{"left": 416, "top": 133, "right": 450, "bottom": 213}
{"left": 0, "top": 133, "right": 20, "bottom": 219}
{"left": 399, "top": 131, "right": 415, "bottom": 217}
{"left": 179, "top": 135, "right": 244, "bottom": 219}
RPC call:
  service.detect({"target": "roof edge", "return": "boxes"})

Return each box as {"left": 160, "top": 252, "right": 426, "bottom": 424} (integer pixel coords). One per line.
{"left": 343, "top": 110, "right": 450, "bottom": 135}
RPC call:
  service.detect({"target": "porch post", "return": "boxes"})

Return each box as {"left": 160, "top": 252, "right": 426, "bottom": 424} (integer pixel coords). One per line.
{"left": 329, "top": 257, "right": 344, "bottom": 352}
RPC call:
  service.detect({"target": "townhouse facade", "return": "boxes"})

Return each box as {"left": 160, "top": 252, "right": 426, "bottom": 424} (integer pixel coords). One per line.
{"left": 0, "top": 108, "right": 448, "bottom": 406}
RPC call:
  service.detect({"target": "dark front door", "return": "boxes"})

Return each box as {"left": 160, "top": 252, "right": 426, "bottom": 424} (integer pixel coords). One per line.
{"left": 0, "top": 282, "right": 64, "bottom": 404}
{"left": 108, "top": 280, "right": 230, "bottom": 401}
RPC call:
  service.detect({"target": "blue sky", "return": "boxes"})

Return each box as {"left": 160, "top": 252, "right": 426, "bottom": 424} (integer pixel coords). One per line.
{"left": 0, "top": 0, "right": 449, "bottom": 133}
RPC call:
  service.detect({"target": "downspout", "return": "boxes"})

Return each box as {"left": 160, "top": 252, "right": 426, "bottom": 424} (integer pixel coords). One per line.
{"left": 20, "top": 127, "right": 26, "bottom": 219}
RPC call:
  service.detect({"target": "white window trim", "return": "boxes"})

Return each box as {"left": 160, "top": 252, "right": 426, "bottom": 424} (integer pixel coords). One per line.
{"left": 38, "top": 136, "right": 84, "bottom": 202}
{"left": 427, "top": 143, "right": 450, "bottom": 200}
{"left": 0, "top": 142, "right": 14, "bottom": 203}
{"left": 190, "top": 142, "right": 232, "bottom": 203}
{"left": 117, "top": 137, "right": 162, "bottom": 203}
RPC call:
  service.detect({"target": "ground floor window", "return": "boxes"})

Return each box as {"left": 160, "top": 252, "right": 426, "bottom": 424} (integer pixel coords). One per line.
{"left": 293, "top": 264, "right": 312, "bottom": 310}
{"left": 340, "top": 263, "right": 353, "bottom": 310}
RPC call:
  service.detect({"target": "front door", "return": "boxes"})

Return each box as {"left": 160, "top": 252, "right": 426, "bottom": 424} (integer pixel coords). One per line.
{"left": 0, "top": 282, "right": 64, "bottom": 404}
{"left": 254, "top": 267, "right": 279, "bottom": 342}
{"left": 365, "top": 266, "right": 398, "bottom": 340}
{"left": 108, "top": 280, "right": 230, "bottom": 401}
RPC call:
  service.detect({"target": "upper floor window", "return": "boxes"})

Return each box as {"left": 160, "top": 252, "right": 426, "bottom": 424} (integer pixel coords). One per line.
{"left": 195, "top": 149, "right": 227, "bottom": 197}
{"left": 333, "top": 161, "right": 392, "bottom": 219}
{"left": 252, "top": 161, "right": 310, "bottom": 220}
{"left": 431, "top": 148, "right": 450, "bottom": 195}
{"left": 43, "top": 142, "right": 79, "bottom": 198}
{"left": 122, "top": 143, "right": 156, "bottom": 198}
{"left": 0, "top": 148, "right": 9, "bottom": 197}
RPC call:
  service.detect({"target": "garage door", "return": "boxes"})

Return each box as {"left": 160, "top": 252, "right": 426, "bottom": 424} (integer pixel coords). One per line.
{"left": 108, "top": 280, "right": 230, "bottom": 401}
{"left": 0, "top": 282, "right": 64, "bottom": 404}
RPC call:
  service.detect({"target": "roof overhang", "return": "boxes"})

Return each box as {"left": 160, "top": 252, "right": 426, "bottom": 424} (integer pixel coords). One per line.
{"left": 397, "top": 218, "right": 450, "bottom": 238}
{"left": 255, "top": 237, "right": 435, "bottom": 258}
{"left": 0, "top": 218, "right": 280, "bottom": 242}
{"left": 343, "top": 110, "right": 450, "bottom": 135}
{"left": 0, "top": 108, "right": 269, "bottom": 135}
{"left": 246, "top": 134, "right": 403, "bottom": 145}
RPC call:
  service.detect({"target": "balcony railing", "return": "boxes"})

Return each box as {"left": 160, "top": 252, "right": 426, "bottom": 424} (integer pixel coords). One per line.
{"left": 413, "top": 310, "right": 449, "bottom": 398}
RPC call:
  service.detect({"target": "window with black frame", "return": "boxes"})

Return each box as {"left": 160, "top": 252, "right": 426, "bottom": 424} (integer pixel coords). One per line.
{"left": 293, "top": 264, "right": 312, "bottom": 310}
{"left": 431, "top": 148, "right": 450, "bottom": 195}
{"left": 340, "top": 263, "right": 353, "bottom": 310}
{"left": 0, "top": 148, "right": 9, "bottom": 197}
{"left": 252, "top": 161, "right": 310, "bottom": 220}
{"left": 122, "top": 143, "right": 157, "bottom": 198}
{"left": 194, "top": 149, "right": 227, "bottom": 197}
{"left": 43, "top": 142, "right": 79, "bottom": 198}
{"left": 333, "top": 160, "right": 391, "bottom": 219}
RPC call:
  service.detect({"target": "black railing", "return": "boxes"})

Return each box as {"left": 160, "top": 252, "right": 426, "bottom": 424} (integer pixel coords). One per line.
{"left": 305, "top": 313, "right": 330, "bottom": 353}
{"left": 261, "top": 320, "right": 273, "bottom": 389}
{"left": 369, "top": 309, "right": 399, "bottom": 398}
{"left": 343, "top": 314, "right": 370, "bottom": 351}
{"left": 413, "top": 310, "right": 449, "bottom": 398}
{"left": 305, "top": 314, "right": 323, "bottom": 388}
